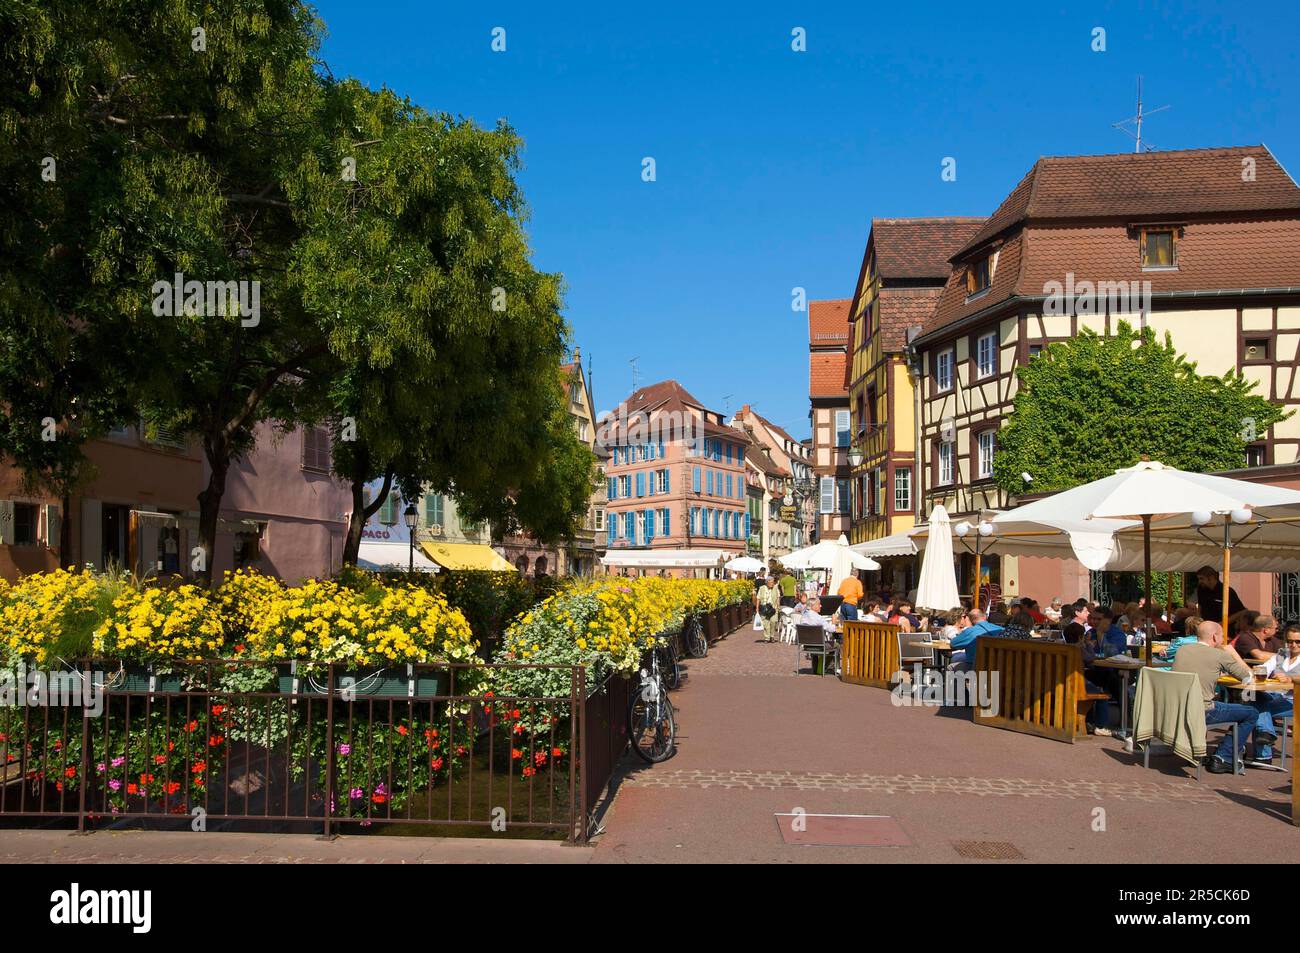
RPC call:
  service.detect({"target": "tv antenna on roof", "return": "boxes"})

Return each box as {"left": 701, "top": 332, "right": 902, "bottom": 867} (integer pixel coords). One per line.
{"left": 1112, "top": 75, "right": 1169, "bottom": 153}
{"left": 629, "top": 356, "right": 640, "bottom": 393}
{"left": 722, "top": 393, "right": 733, "bottom": 417}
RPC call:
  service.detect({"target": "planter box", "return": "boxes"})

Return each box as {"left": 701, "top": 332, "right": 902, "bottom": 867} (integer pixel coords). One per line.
{"left": 277, "top": 663, "right": 447, "bottom": 699}
{"left": 705, "top": 610, "right": 720, "bottom": 643}
{"left": 120, "top": 666, "right": 184, "bottom": 694}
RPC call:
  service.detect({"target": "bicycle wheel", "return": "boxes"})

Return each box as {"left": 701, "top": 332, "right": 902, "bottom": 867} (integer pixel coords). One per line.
{"left": 685, "top": 616, "right": 708, "bottom": 659}
{"left": 628, "top": 690, "right": 676, "bottom": 763}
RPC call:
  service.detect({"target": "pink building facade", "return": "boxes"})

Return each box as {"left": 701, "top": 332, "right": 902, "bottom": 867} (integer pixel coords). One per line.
{"left": 602, "top": 381, "right": 749, "bottom": 557}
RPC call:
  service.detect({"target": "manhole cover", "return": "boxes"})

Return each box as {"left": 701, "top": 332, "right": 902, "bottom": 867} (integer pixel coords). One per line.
{"left": 775, "top": 813, "right": 912, "bottom": 847}
{"left": 951, "top": 840, "right": 1025, "bottom": 860}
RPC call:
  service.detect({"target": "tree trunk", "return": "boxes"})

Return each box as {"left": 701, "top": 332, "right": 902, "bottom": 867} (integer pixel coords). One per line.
{"left": 342, "top": 465, "right": 393, "bottom": 566}
{"left": 196, "top": 437, "right": 231, "bottom": 589}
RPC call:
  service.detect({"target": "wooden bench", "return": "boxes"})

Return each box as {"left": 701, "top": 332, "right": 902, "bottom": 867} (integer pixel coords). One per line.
{"left": 974, "top": 637, "right": 1094, "bottom": 743}
{"left": 839, "top": 621, "right": 901, "bottom": 689}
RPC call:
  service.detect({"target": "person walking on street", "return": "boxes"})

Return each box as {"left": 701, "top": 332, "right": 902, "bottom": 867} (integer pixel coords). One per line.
{"left": 778, "top": 568, "right": 798, "bottom": 608}
{"left": 756, "top": 574, "right": 781, "bottom": 643}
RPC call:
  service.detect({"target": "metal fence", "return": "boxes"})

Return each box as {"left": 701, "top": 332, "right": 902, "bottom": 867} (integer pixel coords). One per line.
{"left": 0, "top": 658, "right": 628, "bottom": 844}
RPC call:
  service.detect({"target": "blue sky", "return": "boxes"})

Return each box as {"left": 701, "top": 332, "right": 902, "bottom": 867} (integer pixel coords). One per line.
{"left": 311, "top": 0, "right": 1299, "bottom": 439}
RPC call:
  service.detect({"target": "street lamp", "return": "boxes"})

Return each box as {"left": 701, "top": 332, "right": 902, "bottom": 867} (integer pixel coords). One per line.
{"left": 954, "top": 519, "right": 995, "bottom": 610}
{"left": 403, "top": 503, "right": 418, "bottom": 573}
{"left": 847, "top": 446, "right": 864, "bottom": 468}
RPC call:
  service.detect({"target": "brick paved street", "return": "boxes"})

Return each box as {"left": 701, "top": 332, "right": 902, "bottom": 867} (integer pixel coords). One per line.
{"left": 590, "top": 626, "right": 1300, "bottom": 863}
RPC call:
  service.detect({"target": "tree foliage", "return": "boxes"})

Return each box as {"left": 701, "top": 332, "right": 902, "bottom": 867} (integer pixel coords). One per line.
{"left": 994, "top": 322, "right": 1289, "bottom": 494}
{"left": 0, "top": 0, "right": 593, "bottom": 581}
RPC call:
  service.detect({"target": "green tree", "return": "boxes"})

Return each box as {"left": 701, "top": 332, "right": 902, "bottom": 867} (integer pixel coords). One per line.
{"left": 994, "top": 322, "right": 1289, "bottom": 494}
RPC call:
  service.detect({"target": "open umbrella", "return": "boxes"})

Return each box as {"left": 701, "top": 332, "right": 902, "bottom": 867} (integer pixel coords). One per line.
{"left": 724, "top": 556, "right": 766, "bottom": 574}
{"left": 782, "top": 534, "right": 879, "bottom": 589}
{"left": 915, "top": 505, "right": 961, "bottom": 610}
{"left": 1001, "top": 459, "right": 1300, "bottom": 661}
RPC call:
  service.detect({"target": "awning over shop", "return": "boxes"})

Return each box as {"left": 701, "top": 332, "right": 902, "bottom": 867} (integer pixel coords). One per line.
{"left": 419, "top": 541, "right": 517, "bottom": 572}
{"left": 600, "top": 548, "right": 729, "bottom": 569}
{"left": 358, "top": 541, "right": 440, "bottom": 573}
{"left": 850, "top": 531, "right": 919, "bottom": 559}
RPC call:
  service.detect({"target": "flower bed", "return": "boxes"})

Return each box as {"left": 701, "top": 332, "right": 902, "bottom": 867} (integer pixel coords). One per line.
{"left": 492, "top": 578, "right": 753, "bottom": 707}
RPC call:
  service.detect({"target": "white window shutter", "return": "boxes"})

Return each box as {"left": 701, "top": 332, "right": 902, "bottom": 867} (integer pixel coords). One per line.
{"left": 43, "top": 503, "right": 61, "bottom": 550}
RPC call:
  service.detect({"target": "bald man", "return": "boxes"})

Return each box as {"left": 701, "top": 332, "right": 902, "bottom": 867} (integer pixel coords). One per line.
{"left": 1171, "top": 621, "right": 1258, "bottom": 773}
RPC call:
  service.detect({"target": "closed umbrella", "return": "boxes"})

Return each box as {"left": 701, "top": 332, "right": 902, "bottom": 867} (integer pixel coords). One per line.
{"left": 915, "top": 505, "right": 961, "bottom": 610}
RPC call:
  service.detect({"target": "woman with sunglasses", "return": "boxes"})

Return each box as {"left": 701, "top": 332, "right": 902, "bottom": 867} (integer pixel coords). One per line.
{"left": 1252, "top": 623, "right": 1300, "bottom": 766}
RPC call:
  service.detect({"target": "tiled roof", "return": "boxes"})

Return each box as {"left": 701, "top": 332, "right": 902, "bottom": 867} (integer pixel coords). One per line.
{"left": 877, "top": 287, "right": 945, "bottom": 351}
{"left": 810, "top": 351, "right": 849, "bottom": 398}
{"left": 872, "top": 218, "right": 987, "bottom": 280}
{"left": 954, "top": 145, "right": 1300, "bottom": 258}
{"left": 808, "top": 298, "right": 851, "bottom": 346}
{"left": 745, "top": 442, "right": 788, "bottom": 477}
{"left": 921, "top": 146, "right": 1300, "bottom": 341}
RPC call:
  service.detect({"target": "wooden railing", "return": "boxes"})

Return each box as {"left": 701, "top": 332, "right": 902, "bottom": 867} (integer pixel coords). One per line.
{"left": 839, "top": 621, "right": 901, "bottom": 689}
{"left": 974, "top": 637, "right": 1087, "bottom": 743}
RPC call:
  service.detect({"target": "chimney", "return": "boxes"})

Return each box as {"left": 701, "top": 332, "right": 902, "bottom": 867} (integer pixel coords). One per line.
{"left": 572, "top": 345, "right": 581, "bottom": 364}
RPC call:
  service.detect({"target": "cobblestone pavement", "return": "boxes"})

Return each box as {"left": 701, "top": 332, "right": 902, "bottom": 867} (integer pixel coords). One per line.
{"left": 624, "top": 768, "right": 1222, "bottom": 803}
{"left": 591, "top": 624, "right": 1299, "bottom": 863}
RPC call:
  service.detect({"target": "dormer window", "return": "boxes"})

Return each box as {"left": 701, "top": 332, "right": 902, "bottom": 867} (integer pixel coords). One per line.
{"left": 965, "top": 254, "right": 993, "bottom": 297}
{"left": 1141, "top": 228, "right": 1177, "bottom": 269}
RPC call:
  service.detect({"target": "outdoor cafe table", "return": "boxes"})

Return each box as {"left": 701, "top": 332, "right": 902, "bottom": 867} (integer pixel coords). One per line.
{"left": 917, "top": 639, "right": 952, "bottom": 668}
{"left": 1088, "top": 656, "right": 1154, "bottom": 741}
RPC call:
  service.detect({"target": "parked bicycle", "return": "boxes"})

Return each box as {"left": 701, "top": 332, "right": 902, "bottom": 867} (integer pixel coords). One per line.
{"left": 683, "top": 613, "right": 708, "bottom": 658}
{"left": 628, "top": 642, "right": 676, "bottom": 763}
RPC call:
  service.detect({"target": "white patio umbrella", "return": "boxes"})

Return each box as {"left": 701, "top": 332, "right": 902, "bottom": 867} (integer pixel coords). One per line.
{"left": 915, "top": 505, "right": 961, "bottom": 610}
{"left": 782, "top": 533, "right": 879, "bottom": 589}
{"left": 724, "top": 555, "right": 766, "bottom": 574}
{"left": 1000, "top": 459, "right": 1300, "bottom": 660}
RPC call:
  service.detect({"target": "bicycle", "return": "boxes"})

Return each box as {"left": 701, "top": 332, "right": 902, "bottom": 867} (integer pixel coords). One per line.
{"left": 683, "top": 613, "right": 708, "bottom": 659}
{"left": 628, "top": 644, "right": 676, "bottom": 763}
{"left": 660, "top": 636, "right": 682, "bottom": 691}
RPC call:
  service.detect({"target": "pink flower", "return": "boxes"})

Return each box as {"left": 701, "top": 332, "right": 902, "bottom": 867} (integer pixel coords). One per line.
{"left": 108, "top": 779, "right": 121, "bottom": 792}
{"left": 337, "top": 743, "right": 351, "bottom": 756}
{"left": 349, "top": 787, "right": 363, "bottom": 799}
{"left": 96, "top": 762, "right": 106, "bottom": 773}
{"left": 111, "top": 756, "right": 125, "bottom": 768}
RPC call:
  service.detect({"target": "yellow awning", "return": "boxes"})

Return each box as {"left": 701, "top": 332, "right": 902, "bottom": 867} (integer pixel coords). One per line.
{"left": 419, "top": 541, "right": 516, "bottom": 572}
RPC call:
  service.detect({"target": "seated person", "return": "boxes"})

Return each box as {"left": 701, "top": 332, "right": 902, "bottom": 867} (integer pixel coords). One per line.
{"left": 938, "top": 608, "right": 970, "bottom": 641}
{"left": 1061, "top": 603, "right": 1089, "bottom": 644}
{"left": 1021, "top": 598, "right": 1048, "bottom": 625}
{"left": 1235, "top": 614, "right": 1281, "bottom": 662}
{"left": 1250, "top": 622, "right": 1300, "bottom": 765}
{"left": 1150, "top": 603, "right": 1174, "bottom": 635}
{"left": 859, "top": 599, "right": 886, "bottom": 623}
{"left": 795, "top": 596, "right": 834, "bottom": 626}
{"left": 1075, "top": 634, "right": 1115, "bottom": 736}
{"left": 987, "top": 601, "right": 1011, "bottom": 625}
{"left": 1171, "top": 620, "right": 1258, "bottom": 773}
{"left": 1044, "top": 598, "right": 1064, "bottom": 624}
{"left": 1090, "top": 607, "right": 1128, "bottom": 658}
{"left": 1162, "top": 614, "right": 1202, "bottom": 662}
{"left": 948, "top": 609, "right": 1004, "bottom": 668}
{"left": 1001, "top": 609, "right": 1037, "bottom": 640}
{"left": 889, "top": 600, "right": 920, "bottom": 630}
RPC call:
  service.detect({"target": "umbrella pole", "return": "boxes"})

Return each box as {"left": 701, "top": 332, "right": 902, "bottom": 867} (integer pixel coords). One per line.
{"left": 1143, "top": 515, "right": 1152, "bottom": 665}
{"left": 972, "top": 550, "right": 982, "bottom": 612}
{"left": 1221, "top": 518, "right": 1232, "bottom": 634}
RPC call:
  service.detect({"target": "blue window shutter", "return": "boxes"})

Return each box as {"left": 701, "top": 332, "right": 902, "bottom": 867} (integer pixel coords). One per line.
{"left": 744, "top": 513, "right": 751, "bottom": 538}
{"left": 658, "top": 440, "right": 665, "bottom": 458}
{"left": 636, "top": 472, "right": 645, "bottom": 497}
{"left": 647, "top": 472, "right": 655, "bottom": 496}
{"left": 608, "top": 520, "right": 616, "bottom": 544}
{"left": 664, "top": 469, "right": 670, "bottom": 493}
{"left": 693, "top": 467, "right": 701, "bottom": 492}
{"left": 607, "top": 477, "right": 616, "bottom": 500}
{"left": 644, "top": 509, "right": 653, "bottom": 540}
{"left": 706, "top": 470, "right": 713, "bottom": 495}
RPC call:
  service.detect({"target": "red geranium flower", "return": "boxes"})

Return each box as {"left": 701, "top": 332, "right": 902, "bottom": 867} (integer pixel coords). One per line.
{"left": 127, "top": 783, "right": 139, "bottom": 795}
{"left": 511, "top": 748, "right": 522, "bottom": 760}
{"left": 371, "top": 792, "right": 387, "bottom": 804}
{"left": 430, "top": 757, "right": 444, "bottom": 771}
